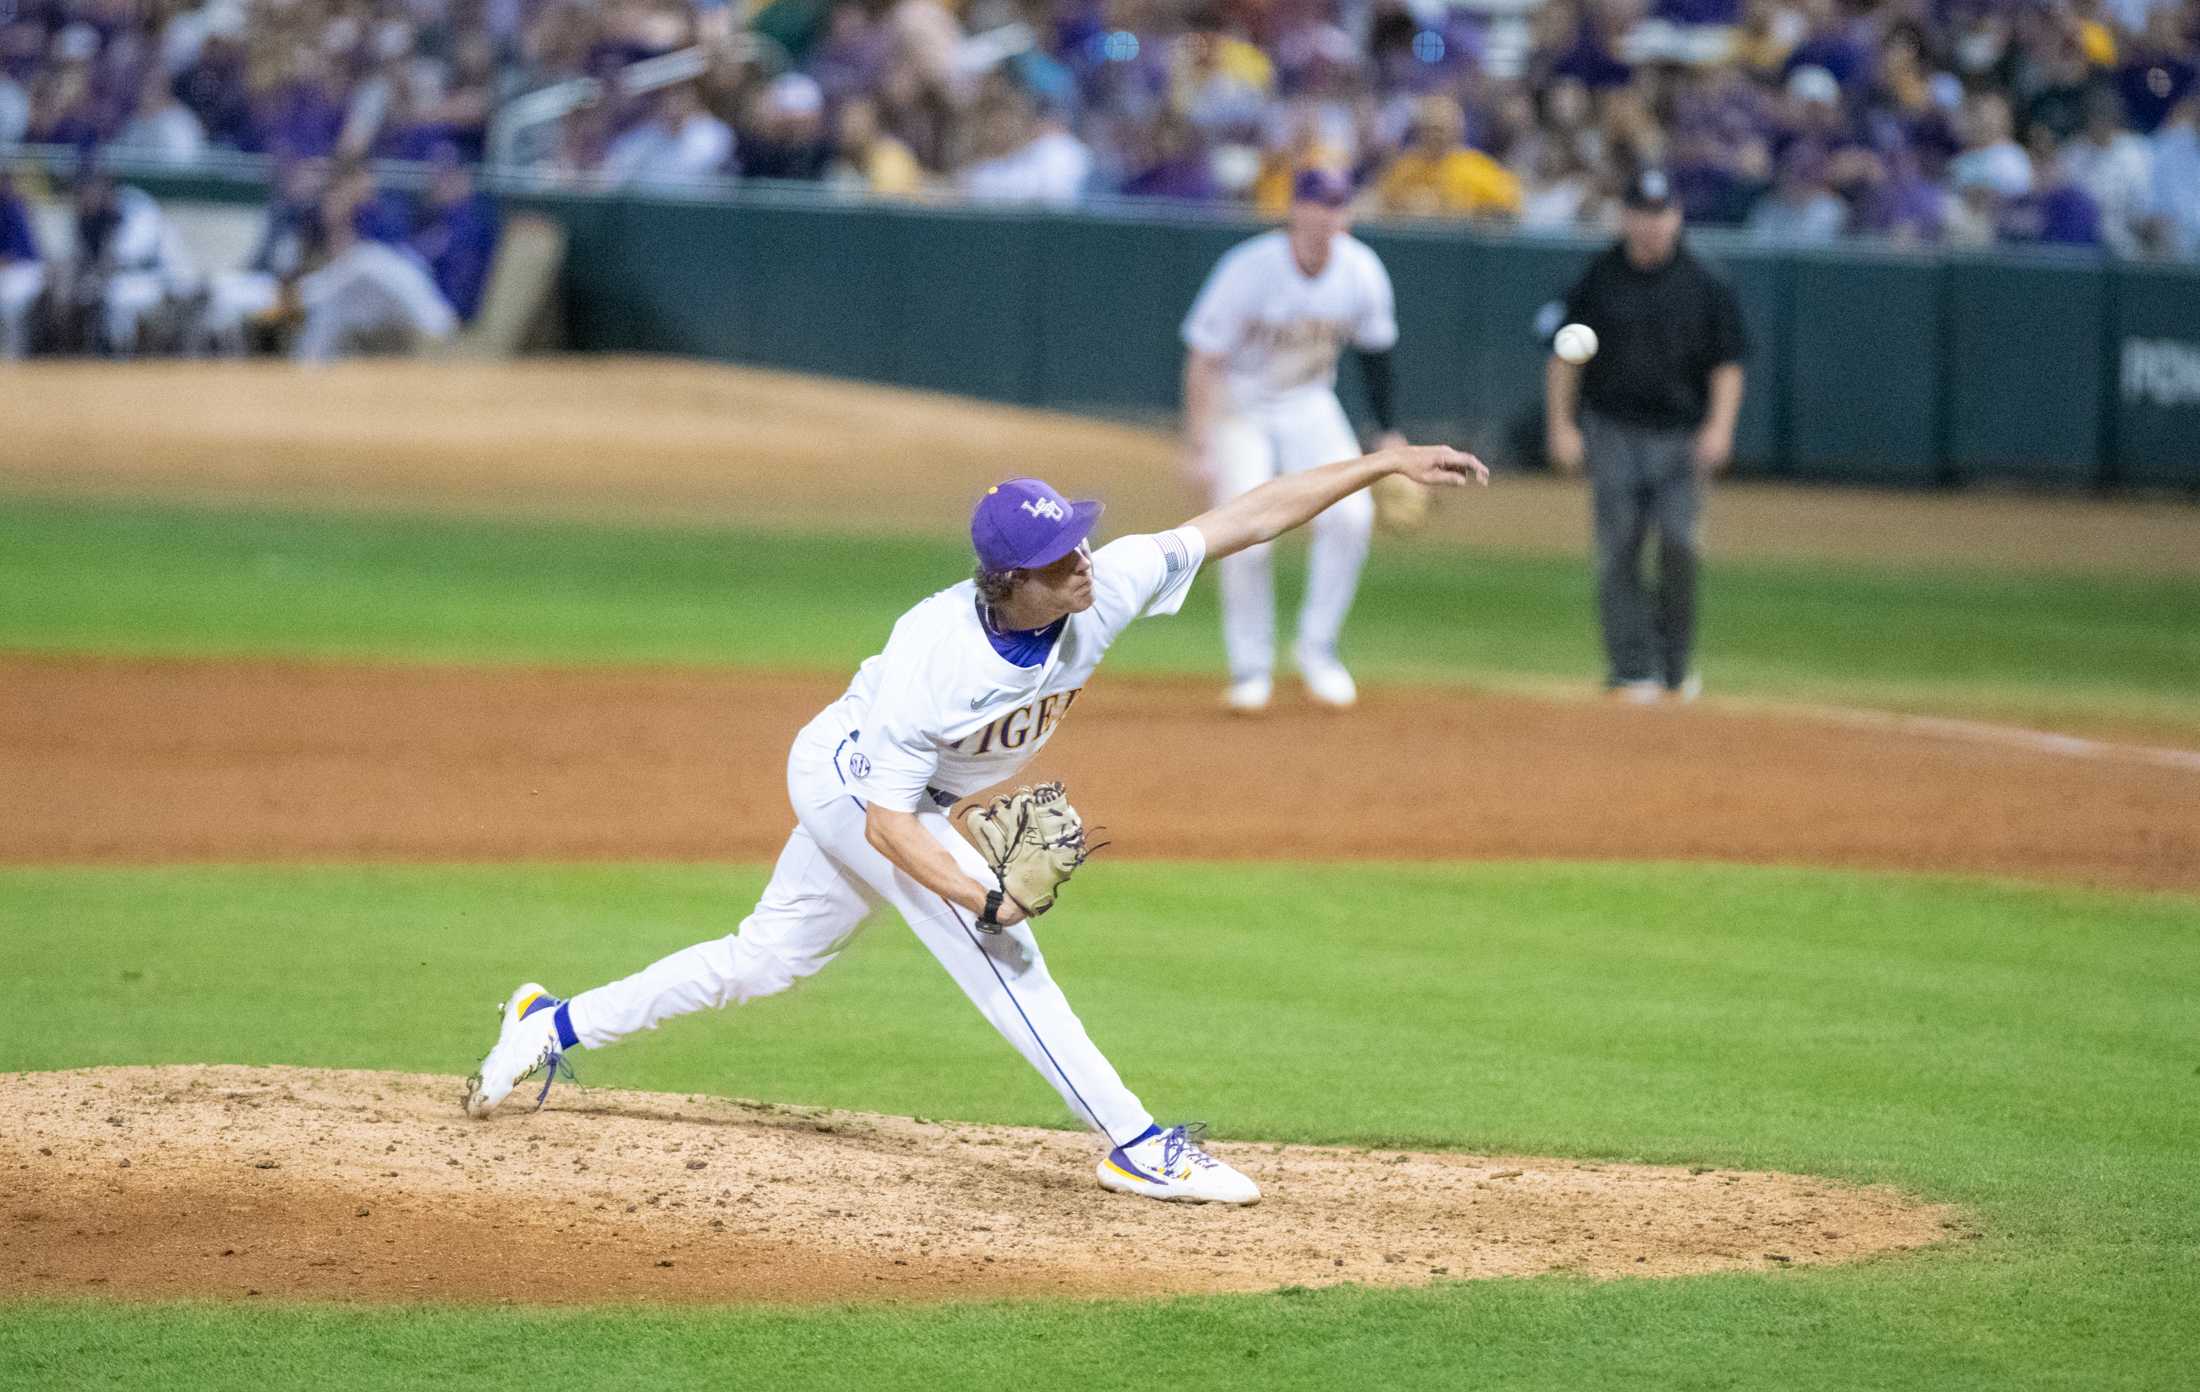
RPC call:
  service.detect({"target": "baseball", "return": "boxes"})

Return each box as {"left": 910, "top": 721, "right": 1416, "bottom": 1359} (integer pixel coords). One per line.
{"left": 1554, "top": 323, "right": 1598, "bottom": 364}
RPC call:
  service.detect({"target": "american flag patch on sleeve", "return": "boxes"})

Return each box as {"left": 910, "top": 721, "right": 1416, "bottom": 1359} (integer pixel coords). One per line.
{"left": 1158, "top": 531, "right": 1188, "bottom": 576}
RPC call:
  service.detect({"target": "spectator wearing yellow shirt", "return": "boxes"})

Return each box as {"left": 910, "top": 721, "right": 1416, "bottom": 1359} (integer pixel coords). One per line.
{"left": 1172, "top": 11, "right": 1276, "bottom": 129}
{"left": 828, "top": 97, "right": 925, "bottom": 197}
{"left": 1373, "top": 96, "right": 1522, "bottom": 219}
{"left": 1251, "top": 106, "right": 1349, "bottom": 216}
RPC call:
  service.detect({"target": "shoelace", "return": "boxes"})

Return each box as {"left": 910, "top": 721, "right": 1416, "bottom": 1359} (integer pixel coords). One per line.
{"left": 1160, "top": 1121, "right": 1221, "bottom": 1172}
{"left": 528, "top": 1044, "right": 578, "bottom": 1110}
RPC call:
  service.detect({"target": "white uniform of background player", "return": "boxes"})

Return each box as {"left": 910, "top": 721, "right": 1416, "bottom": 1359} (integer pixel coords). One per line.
{"left": 462, "top": 448, "right": 1488, "bottom": 1205}
{"left": 1182, "top": 166, "right": 1405, "bottom": 713}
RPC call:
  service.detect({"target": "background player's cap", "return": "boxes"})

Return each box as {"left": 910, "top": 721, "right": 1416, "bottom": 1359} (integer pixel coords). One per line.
{"left": 971, "top": 478, "right": 1104, "bottom": 572}
{"left": 1290, "top": 167, "right": 1354, "bottom": 208}
{"left": 1623, "top": 167, "right": 1676, "bottom": 212}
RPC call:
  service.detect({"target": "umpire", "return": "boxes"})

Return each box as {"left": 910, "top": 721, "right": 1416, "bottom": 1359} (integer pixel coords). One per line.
{"left": 1545, "top": 168, "right": 1747, "bottom": 701}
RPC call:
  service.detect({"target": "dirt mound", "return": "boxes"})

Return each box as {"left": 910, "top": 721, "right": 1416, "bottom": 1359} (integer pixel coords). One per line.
{"left": 2, "top": 1066, "right": 1953, "bottom": 1306}
{"left": 6, "top": 655, "right": 2197, "bottom": 891}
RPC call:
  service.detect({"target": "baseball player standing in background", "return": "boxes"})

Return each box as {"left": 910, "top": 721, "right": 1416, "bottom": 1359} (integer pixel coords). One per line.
{"left": 1546, "top": 168, "right": 1747, "bottom": 702}
{"left": 1181, "top": 167, "right": 1407, "bottom": 714}
{"left": 465, "top": 442, "right": 1486, "bottom": 1205}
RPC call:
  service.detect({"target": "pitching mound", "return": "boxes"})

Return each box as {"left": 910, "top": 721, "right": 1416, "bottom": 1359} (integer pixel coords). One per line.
{"left": 3, "top": 1066, "right": 1955, "bottom": 1306}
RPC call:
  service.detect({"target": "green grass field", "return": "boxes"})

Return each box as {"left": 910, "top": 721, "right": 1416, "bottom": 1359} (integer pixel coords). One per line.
{"left": 5, "top": 497, "right": 2198, "bottom": 734}
{"left": 6, "top": 491, "right": 2198, "bottom": 1390}
{"left": 3, "top": 863, "right": 2196, "bottom": 1389}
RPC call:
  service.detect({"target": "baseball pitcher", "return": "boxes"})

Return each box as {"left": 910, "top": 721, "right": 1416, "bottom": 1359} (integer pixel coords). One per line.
{"left": 465, "top": 442, "right": 1486, "bottom": 1204}
{"left": 1181, "top": 166, "right": 1408, "bottom": 714}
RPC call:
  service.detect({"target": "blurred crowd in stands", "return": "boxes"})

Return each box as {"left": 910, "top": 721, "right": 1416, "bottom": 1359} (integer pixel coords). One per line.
{"left": 0, "top": 0, "right": 2194, "bottom": 346}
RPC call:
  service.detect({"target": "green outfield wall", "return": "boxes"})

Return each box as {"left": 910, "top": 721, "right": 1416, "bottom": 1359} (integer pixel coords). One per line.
{"left": 519, "top": 189, "right": 2199, "bottom": 492}
{"left": 44, "top": 159, "right": 2200, "bottom": 492}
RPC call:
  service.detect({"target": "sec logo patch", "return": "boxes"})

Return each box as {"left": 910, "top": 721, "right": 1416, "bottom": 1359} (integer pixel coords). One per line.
{"left": 848, "top": 752, "right": 871, "bottom": 779}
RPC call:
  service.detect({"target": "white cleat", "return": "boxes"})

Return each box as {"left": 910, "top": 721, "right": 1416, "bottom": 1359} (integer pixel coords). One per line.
{"left": 1223, "top": 675, "right": 1272, "bottom": 715}
{"left": 462, "top": 982, "right": 569, "bottom": 1119}
{"left": 1609, "top": 679, "right": 1664, "bottom": 704}
{"left": 1097, "top": 1122, "right": 1261, "bottom": 1205}
{"left": 1669, "top": 673, "right": 1703, "bottom": 702}
{"left": 1294, "top": 649, "right": 1357, "bottom": 709}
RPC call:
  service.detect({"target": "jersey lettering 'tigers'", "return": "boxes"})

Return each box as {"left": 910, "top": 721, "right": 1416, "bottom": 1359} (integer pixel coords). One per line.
{"left": 819, "top": 527, "right": 1207, "bottom": 812}
{"left": 960, "top": 687, "right": 1083, "bottom": 755}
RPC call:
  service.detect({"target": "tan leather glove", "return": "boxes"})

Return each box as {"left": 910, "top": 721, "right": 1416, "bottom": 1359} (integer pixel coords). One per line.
{"left": 960, "top": 782, "right": 1101, "bottom": 929}
{"left": 1371, "top": 472, "right": 1432, "bottom": 534}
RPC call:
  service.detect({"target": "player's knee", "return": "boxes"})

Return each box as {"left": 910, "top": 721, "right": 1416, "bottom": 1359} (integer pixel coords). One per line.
{"left": 722, "top": 935, "right": 821, "bottom": 1004}
{"left": 1594, "top": 548, "right": 1638, "bottom": 585}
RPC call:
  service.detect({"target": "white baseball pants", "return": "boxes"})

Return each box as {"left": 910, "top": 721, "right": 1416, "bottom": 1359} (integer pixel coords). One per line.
{"left": 100, "top": 271, "right": 171, "bottom": 356}
{"left": 195, "top": 269, "right": 280, "bottom": 355}
{"left": 293, "top": 242, "right": 457, "bottom": 361}
{"left": 1207, "top": 389, "right": 1371, "bottom": 682}
{"left": 563, "top": 719, "right": 1156, "bottom": 1147}
{"left": 0, "top": 262, "right": 42, "bottom": 358}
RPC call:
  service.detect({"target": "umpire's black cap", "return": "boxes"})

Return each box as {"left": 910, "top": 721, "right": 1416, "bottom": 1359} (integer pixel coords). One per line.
{"left": 1622, "top": 167, "right": 1676, "bottom": 212}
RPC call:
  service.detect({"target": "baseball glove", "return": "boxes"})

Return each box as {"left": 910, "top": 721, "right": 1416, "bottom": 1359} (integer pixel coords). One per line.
{"left": 960, "top": 781, "right": 1102, "bottom": 930}
{"left": 1372, "top": 472, "right": 1432, "bottom": 534}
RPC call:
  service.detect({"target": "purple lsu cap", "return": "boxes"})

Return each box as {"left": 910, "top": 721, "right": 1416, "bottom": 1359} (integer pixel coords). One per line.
{"left": 971, "top": 477, "right": 1104, "bottom": 571}
{"left": 1291, "top": 167, "right": 1353, "bottom": 208}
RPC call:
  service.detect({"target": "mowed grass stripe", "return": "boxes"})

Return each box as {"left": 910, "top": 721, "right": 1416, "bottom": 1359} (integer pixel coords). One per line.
{"left": 4, "top": 496, "right": 2197, "bottom": 733}
{"left": 3, "top": 861, "right": 2196, "bottom": 1389}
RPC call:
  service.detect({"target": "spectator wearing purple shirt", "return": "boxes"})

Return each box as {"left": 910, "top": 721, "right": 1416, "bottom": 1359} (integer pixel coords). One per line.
{"left": 251, "top": 51, "right": 348, "bottom": 159}
{"left": 1120, "top": 110, "right": 1218, "bottom": 201}
{"left": 1, "top": 21, "right": 45, "bottom": 86}
{"left": 1781, "top": 0, "right": 1873, "bottom": 91}
{"left": 2117, "top": 9, "right": 2198, "bottom": 133}
{"left": 809, "top": 2, "right": 898, "bottom": 107}
{"left": 1654, "top": 0, "right": 1744, "bottom": 25}
{"left": 375, "top": 32, "right": 497, "bottom": 165}
{"left": 1545, "top": 2, "right": 1635, "bottom": 92}
{"left": 1857, "top": 144, "right": 1952, "bottom": 243}
{"left": 174, "top": 33, "right": 254, "bottom": 148}
{"left": 1999, "top": 136, "right": 2102, "bottom": 247}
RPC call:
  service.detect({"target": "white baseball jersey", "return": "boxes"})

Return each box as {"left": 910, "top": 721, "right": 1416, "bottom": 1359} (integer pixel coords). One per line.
{"left": 822, "top": 527, "right": 1206, "bottom": 812}
{"left": 1181, "top": 229, "right": 1398, "bottom": 412}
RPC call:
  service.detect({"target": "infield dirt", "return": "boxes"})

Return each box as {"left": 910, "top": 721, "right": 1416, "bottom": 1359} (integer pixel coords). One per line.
{"left": 1, "top": 1066, "right": 1956, "bottom": 1305}
{"left": 6, "top": 654, "right": 2196, "bottom": 891}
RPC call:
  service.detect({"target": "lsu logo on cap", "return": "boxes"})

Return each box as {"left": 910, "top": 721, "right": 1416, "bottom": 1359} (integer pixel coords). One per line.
{"left": 1020, "top": 498, "right": 1066, "bottom": 522}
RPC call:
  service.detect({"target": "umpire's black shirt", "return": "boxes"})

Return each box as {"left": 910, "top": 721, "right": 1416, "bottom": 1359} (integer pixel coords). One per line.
{"left": 1562, "top": 241, "right": 1748, "bottom": 430}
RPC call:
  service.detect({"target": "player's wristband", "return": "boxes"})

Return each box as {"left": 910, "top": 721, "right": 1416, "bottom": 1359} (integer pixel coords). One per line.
{"left": 978, "top": 888, "right": 1005, "bottom": 934}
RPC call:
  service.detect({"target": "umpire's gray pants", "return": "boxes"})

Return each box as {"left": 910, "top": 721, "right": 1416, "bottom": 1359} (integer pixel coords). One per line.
{"left": 1583, "top": 410, "right": 1702, "bottom": 687}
